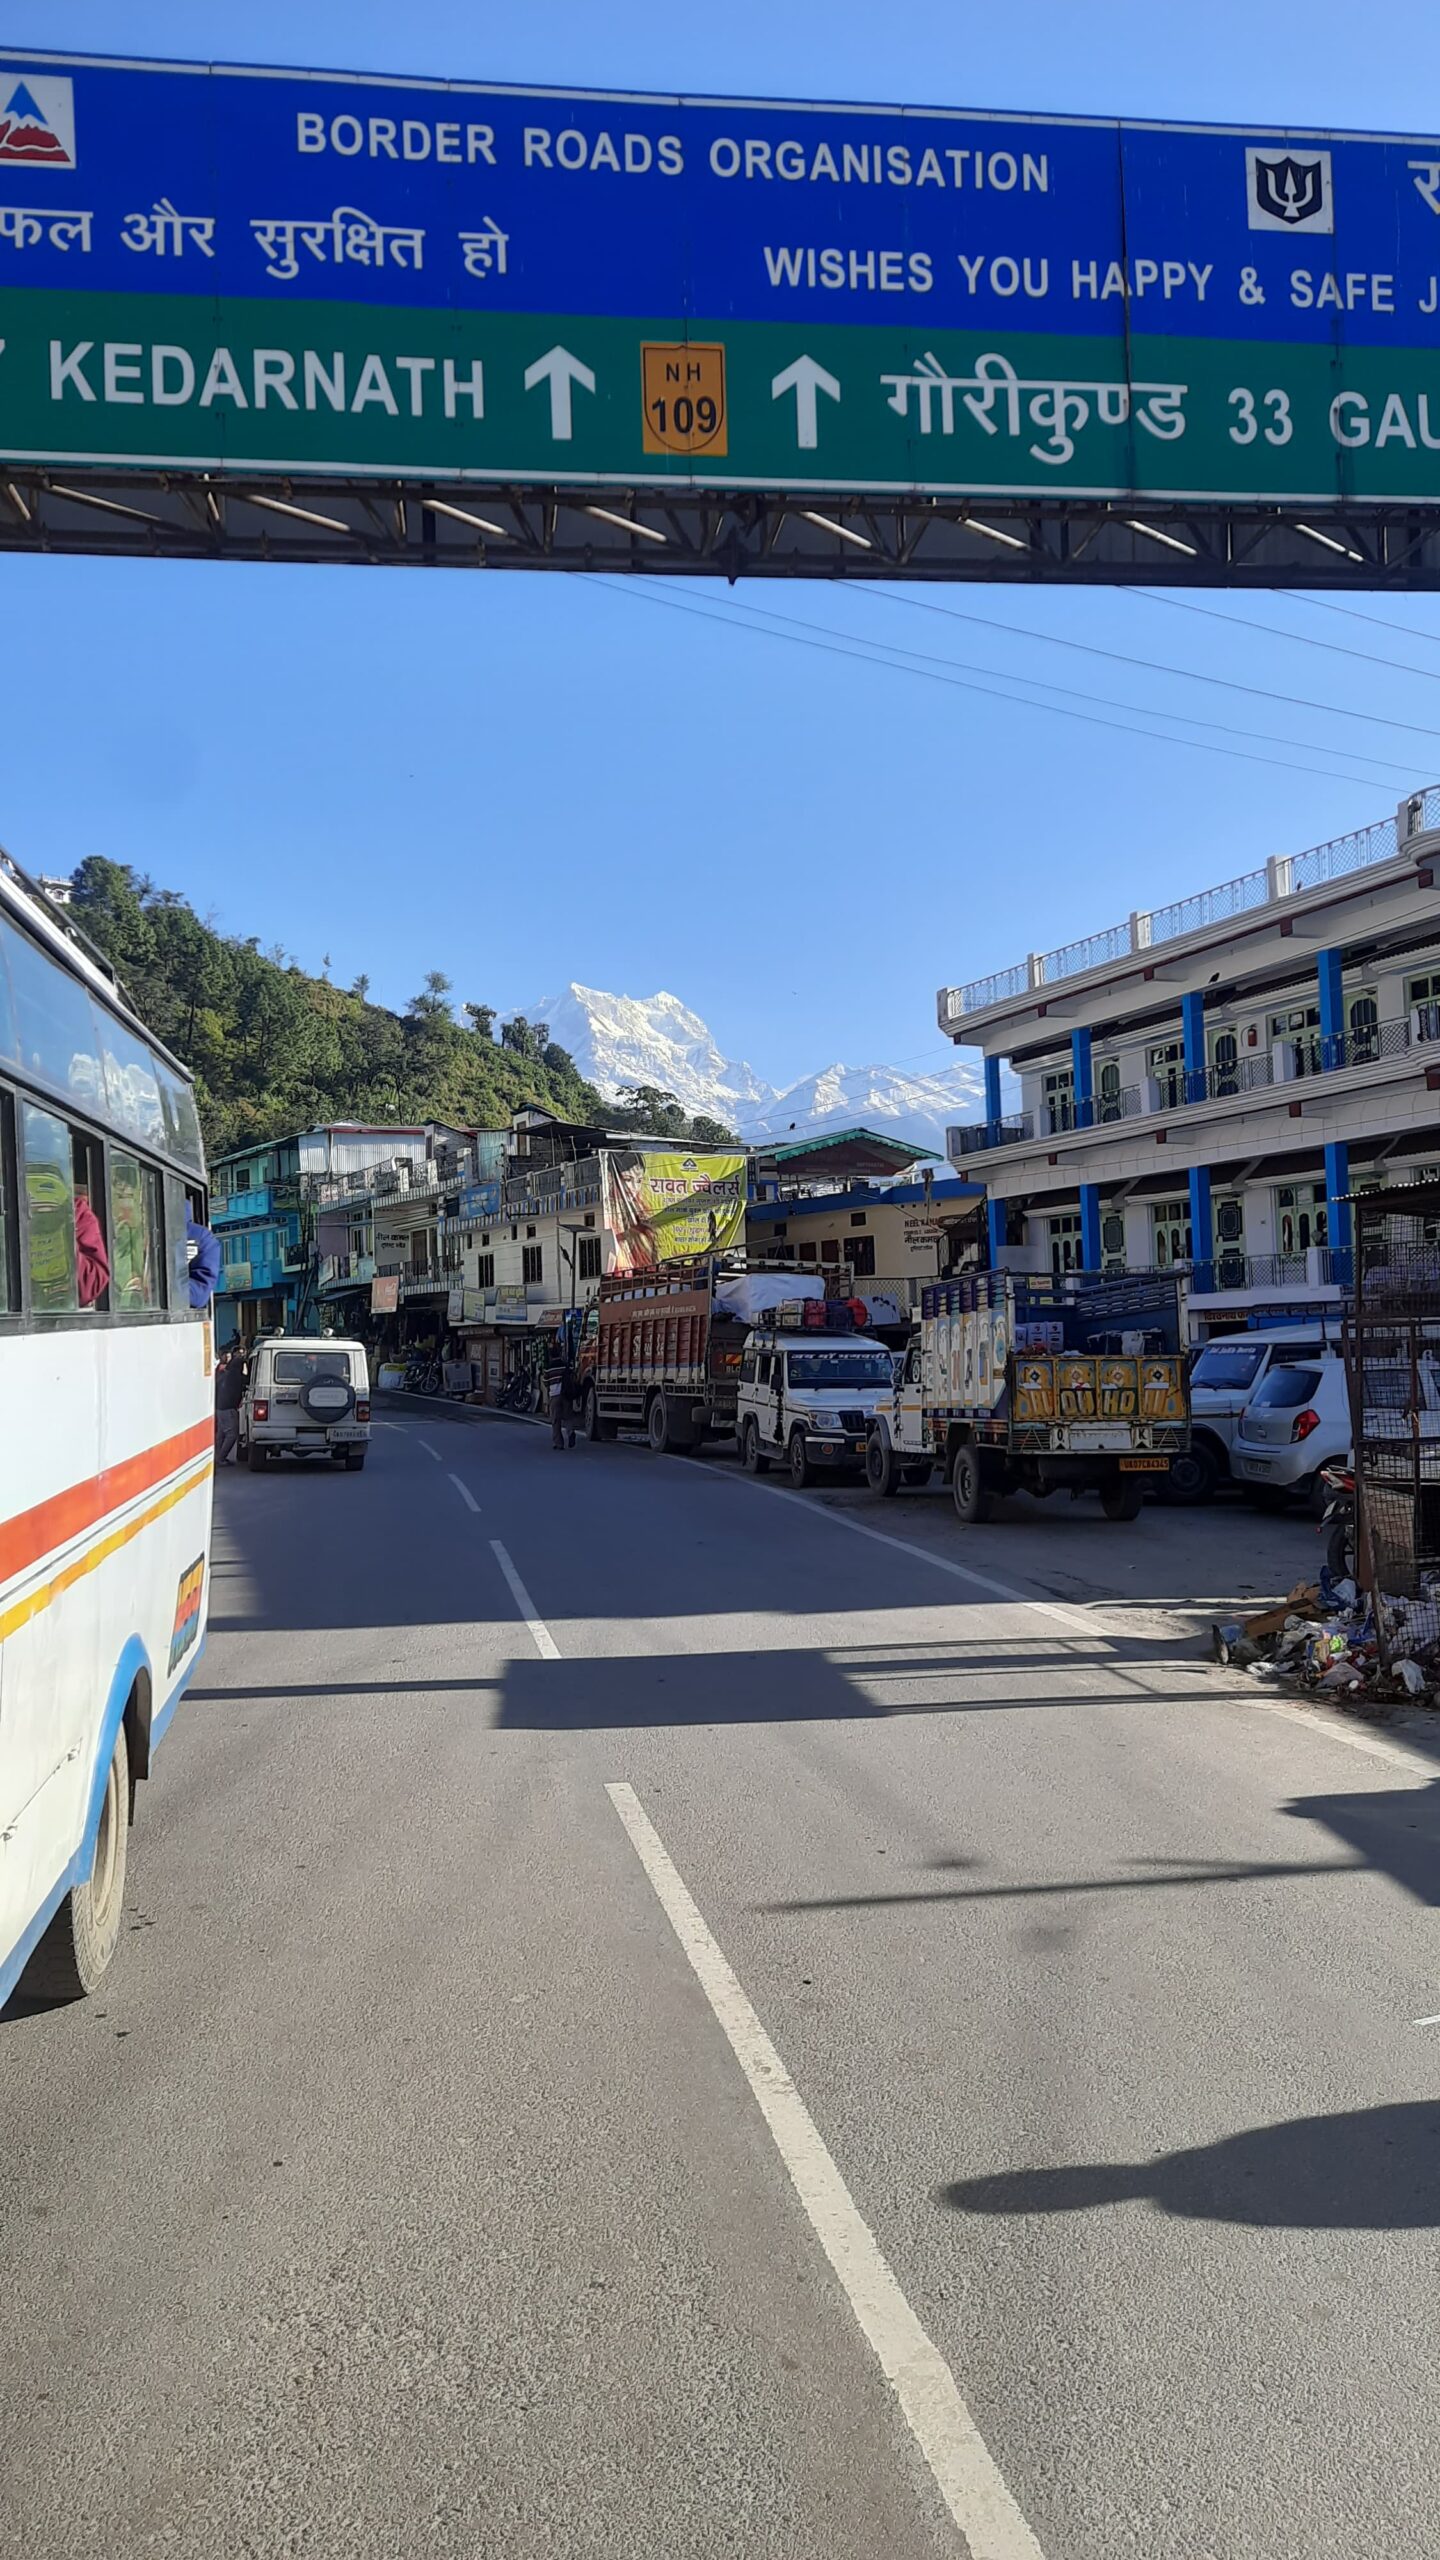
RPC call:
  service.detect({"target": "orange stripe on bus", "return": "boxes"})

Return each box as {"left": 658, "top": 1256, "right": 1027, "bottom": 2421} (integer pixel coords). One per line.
{"left": 0, "top": 1418, "right": 214, "bottom": 1590}
{"left": 0, "top": 1461, "right": 213, "bottom": 1646}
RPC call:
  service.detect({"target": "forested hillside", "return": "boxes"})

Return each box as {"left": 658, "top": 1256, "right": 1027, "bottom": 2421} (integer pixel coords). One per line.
{"left": 65, "top": 859, "right": 732, "bottom": 1156}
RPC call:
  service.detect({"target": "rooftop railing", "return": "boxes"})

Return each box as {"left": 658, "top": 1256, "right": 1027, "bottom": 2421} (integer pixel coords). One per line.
{"left": 940, "top": 787, "right": 1435, "bottom": 1020}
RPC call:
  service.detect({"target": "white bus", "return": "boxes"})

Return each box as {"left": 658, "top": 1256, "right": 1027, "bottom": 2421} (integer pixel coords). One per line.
{"left": 0, "top": 857, "right": 213, "bottom": 2007}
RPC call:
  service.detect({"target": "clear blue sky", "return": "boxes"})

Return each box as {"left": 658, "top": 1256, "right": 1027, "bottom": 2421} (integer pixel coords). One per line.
{"left": 8, "top": 2, "right": 1440, "bottom": 1091}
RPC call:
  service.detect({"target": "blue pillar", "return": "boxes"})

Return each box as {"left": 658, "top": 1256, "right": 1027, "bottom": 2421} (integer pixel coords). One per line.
{"left": 1070, "top": 1025, "right": 1094, "bottom": 1130}
{"left": 986, "top": 1195, "right": 1008, "bottom": 1265}
{"left": 1188, "top": 1164, "right": 1213, "bottom": 1291}
{"left": 1325, "top": 1139, "right": 1352, "bottom": 1286}
{"left": 983, "top": 1053, "right": 1002, "bottom": 1128}
{"left": 1080, "top": 1182, "right": 1102, "bottom": 1272}
{"left": 1317, "top": 944, "right": 1344, "bottom": 1070}
{"left": 1181, "top": 989, "right": 1206, "bottom": 1104}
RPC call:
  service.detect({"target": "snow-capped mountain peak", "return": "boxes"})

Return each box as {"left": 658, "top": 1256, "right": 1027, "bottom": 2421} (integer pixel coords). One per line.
{"left": 519, "top": 984, "right": 989, "bottom": 1159}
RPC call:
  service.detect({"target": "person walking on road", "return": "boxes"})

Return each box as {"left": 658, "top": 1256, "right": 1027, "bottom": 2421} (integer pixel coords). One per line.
{"left": 546, "top": 1335, "right": 576, "bottom": 1451}
{"left": 214, "top": 1343, "right": 247, "bottom": 1466}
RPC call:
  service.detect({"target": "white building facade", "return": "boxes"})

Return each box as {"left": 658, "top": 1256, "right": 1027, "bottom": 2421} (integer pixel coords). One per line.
{"left": 941, "top": 789, "right": 1440, "bottom": 1334}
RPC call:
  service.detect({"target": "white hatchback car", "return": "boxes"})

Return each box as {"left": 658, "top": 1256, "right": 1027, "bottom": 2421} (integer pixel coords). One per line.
{"left": 241, "top": 1334, "right": 371, "bottom": 1472}
{"left": 1231, "top": 1358, "right": 1350, "bottom": 1511}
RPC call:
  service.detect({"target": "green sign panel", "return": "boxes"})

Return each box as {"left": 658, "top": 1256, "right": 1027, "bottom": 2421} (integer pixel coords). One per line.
{"left": 9, "top": 292, "right": 1440, "bottom": 499}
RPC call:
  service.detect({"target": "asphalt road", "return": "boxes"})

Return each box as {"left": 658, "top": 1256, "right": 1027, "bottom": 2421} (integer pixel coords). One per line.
{"left": 5, "top": 1406, "right": 1440, "bottom": 2560}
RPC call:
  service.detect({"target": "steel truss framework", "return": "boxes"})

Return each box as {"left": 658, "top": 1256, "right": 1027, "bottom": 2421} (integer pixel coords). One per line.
{"left": 9, "top": 469, "right": 1440, "bottom": 585}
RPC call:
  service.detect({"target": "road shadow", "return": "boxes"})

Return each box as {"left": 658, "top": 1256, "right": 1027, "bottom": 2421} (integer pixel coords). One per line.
{"left": 938, "top": 2101, "right": 1440, "bottom": 2229}
{"left": 1281, "top": 1772, "right": 1440, "bottom": 1908}
{"left": 492, "top": 1640, "right": 1226, "bottom": 1730}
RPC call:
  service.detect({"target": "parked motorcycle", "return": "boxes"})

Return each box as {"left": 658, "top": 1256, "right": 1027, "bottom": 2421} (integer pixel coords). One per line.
{"left": 1318, "top": 1460, "right": 1355, "bottom": 1583}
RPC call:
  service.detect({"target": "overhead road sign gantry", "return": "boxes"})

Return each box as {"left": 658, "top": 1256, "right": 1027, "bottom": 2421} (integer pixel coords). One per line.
{"left": 8, "top": 52, "right": 1440, "bottom": 582}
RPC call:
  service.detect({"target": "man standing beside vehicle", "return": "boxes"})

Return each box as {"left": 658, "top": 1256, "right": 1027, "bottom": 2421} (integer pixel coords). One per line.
{"left": 214, "top": 1342, "right": 247, "bottom": 1466}
{"left": 545, "top": 1332, "right": 576, "bottom": 1451}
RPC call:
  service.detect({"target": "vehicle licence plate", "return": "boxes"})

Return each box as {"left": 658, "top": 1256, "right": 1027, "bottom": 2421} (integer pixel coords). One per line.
{"left": 1067, "top": 1424, "right": 1131, "bottom": 1451}
{"left": 1119, "top": 1456, "right": 1169, "bottom": 1472}
{"left": 1239, "top": 1456, "right": 1273, "bottom": 1476}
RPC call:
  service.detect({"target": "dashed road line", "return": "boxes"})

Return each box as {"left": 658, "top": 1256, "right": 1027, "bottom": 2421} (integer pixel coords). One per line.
{"left": 606, "top": 1781, "right": 1046, "bottom": 2560}
{"left": 448, "top": 1473, "right": 481, "bottom": 1513}
{"left": 418, "top": 1438, "right": 443, "bottom": 1462}
{"left": 490, "top": 1538, "right": 560, "bottom": 1660}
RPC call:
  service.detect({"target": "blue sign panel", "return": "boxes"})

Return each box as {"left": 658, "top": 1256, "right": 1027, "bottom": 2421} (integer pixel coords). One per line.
{"left": 458, "top": 1179, "right": 502, "bottom": 1221}
{"left": 5, "top": 50, "right": 1440, "bottom": 497}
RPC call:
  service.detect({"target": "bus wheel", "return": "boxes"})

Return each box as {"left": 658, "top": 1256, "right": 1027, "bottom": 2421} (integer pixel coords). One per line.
{"left": 25, "top": 1719, "right": 130, "bottom": 2002}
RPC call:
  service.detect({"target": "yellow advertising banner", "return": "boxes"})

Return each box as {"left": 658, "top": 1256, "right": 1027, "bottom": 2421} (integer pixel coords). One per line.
{"left": 604, "top": 1151, "right": 747, "bottom": 1272}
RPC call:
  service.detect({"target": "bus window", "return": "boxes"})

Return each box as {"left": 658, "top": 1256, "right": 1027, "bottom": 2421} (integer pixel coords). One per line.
{"left": 109, "top": 1148, "right": 165, "bottom": 1311}
{"left": 1, "top": 917, "right": 104, "bottom": 1111}
{"left": 21, "top": 1103, "right": 79, "bottom": 1313}
{"left": 0, "top": 1093, "right": 15, "bottom": 1312}
{"left": 167, "top": 1174, "right": 192, "bottom": 1307}
{"left": 96, "top": 1012, "right": 166, "bottom": 1150}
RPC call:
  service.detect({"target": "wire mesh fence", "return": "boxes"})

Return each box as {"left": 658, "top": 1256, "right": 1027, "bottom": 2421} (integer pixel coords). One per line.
{"left": 1349, "top": 1187, "right": 1440, "bottom": 1664}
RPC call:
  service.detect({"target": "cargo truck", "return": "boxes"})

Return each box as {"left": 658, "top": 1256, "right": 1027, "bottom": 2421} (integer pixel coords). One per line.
{"left": 576, "top": 1260, "right": 833, "bottom": 1453}
{"left": 865, "top": 1270, "right": 1190, "bottom": 1524}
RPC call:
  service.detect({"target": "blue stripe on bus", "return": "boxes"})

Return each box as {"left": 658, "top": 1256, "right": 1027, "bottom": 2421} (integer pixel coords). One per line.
{"left": 0, "top": 1631, "right": 207, "bottom": 2011}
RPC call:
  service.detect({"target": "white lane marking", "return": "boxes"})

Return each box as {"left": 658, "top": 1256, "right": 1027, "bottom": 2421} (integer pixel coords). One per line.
{"left": 1414, "top": 2014, "right": 1440, "bottom": 2027}
{"left": 490, "top": 1538, "right": 560, "bottom": 1660}
{"left": 1258, "top": 1695, "right": 1440, "bottom": 1777}
{"left": 695, "top": 1463, "right": 1100, "bottom": 1637}
{"left": 449, "top": 1473, "right": 481, "bottom": 1514}
{"left": 606, "top": 1781, "right": 1046, "bottom": 2560}
{"left": 418, "top": 1438, "right": 443, "bottom": 1462}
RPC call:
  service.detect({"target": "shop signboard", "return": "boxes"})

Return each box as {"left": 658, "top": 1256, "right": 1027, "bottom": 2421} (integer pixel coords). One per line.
{"left": 494, "top": 1283, "right": 528, "bottom": 1322}
{"left": 458, "top": 1179, "right": 502, "bottom": 1220}
{"left": 604, "top": 1149, "right": 747, "bottom": 1271}
{"left": 10, "top": 52, "right": 1440, "bottom": 500}
{"left": 370, "top": 1273, "right": 399, "bottom": 1312}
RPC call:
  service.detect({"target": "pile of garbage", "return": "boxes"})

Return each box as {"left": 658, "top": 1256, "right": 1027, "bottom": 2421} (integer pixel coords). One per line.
{"left": 1211, "top": 1573, "right": 1440, "bottom": 1715}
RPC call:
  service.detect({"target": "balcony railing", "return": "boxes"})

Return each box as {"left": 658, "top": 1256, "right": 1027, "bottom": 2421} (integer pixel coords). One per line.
{"left": 940, "top": 788, "right": 1431, "bottom": 1018}
{"left": 948, "top": 1010, "right": 1440, "bottom": 1159}
{"left": 1184, "top": 1249, "right": 1352, "bottom": 1294}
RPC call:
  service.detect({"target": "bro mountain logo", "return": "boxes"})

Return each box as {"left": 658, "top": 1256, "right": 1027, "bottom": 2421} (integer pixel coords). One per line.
{"left": 0, "top": 74, "right": 77, "bottom": 168}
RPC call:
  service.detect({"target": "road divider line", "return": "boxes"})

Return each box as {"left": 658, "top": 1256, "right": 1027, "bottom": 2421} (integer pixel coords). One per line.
{"left": 605, "top": 1780, "right": 1046, "bottom": 2560}
{"left": 449, "top": 1473, "right": 481, "bottom": 1514}
{"left": 418, "top": 1438, "right": 442, "bottom": 1462}
{"left": 490, "top": 1538, "right": 560, "bottom": 1660}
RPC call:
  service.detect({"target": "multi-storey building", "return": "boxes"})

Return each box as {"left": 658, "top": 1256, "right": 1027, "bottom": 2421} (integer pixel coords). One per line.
{"left": 211, "top": 1122, "right": 439, "bottom": 1342}
{"left": 940, "top": 789, "right": 1440, "bottom": 1334}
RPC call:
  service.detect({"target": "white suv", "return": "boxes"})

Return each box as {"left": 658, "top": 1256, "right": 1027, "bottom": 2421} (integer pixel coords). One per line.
{"left": 242, "top": 1334, "right": 371, "bottom": 1472}
{"left": 736, "top": 1327, "right": 895, "bottom": 1488}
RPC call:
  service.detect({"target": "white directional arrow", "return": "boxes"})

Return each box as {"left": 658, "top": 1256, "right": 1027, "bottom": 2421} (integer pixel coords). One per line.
{"left": 771, "top": 353, "right": 841, "bottom": 450}
{"left": 523, "top": 344, "right": 596, "bottom": 442}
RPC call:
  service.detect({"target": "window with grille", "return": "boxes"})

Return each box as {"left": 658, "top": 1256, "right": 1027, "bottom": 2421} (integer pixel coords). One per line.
{"left": 1150, "top": 1198, "right": 1191, "bottom": 1269}
{"left": 1274, "top": 1184, "right": 1327, "bottom": 1256}
{"left": 1048, "top": 1212, "right": 1082, "bottom": 1274}
{"left": 476, "top": 1253, "right": 495, "bottom": 1286}
{"left": 1042, "top": 1068, "right": 1075, "bottom": 1134}
{"left": 577, "top": 1236, "right": 602, "bottom": 1281}
{"left": 1149, "top": 1041, "right": 1185, "bottom": 1113}
{"left": 522, "top": 1245, "right": 543, "bottom": 1284}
